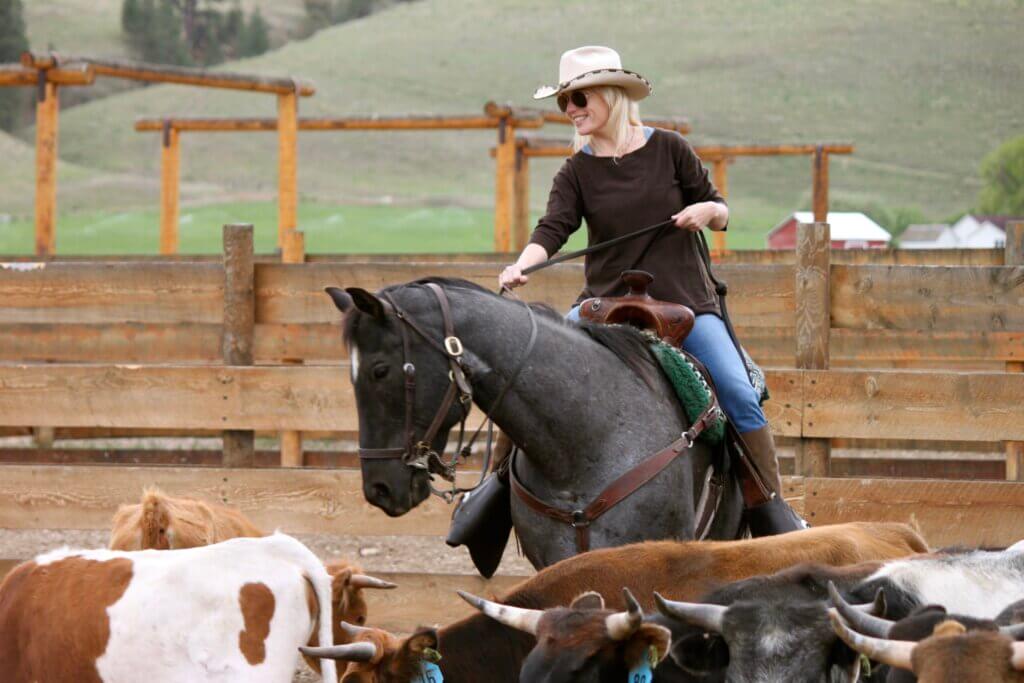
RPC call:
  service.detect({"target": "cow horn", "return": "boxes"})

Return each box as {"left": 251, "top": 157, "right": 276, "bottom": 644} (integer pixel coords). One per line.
{"left": 606, "top": 588, "right": 644, "bottom": 640}
{"left": 828, "top": 609, "right": 914, "bottom": 671}
{"left": 339, "top": 621, "right": 376, "bottom": 639}
{"left": 299, "top": 641, "right": 378, "bottom": 662}
{"left": 1012, "top": 641, "right": 1024, "bottom": 670}
{"left": 349, "top": 574, "right": 398, "bottom": 590}
{"left": 653, "top": 592, "right": 725, "bottom": 633}
{"left": 1000, "top": 622, "right": 1024, "bottom": 640}
{"left": 457, "top": 590, "right": 542, "bottom": 635}
{"left": 828, "top": 581, "right": 894, "bottom": 639}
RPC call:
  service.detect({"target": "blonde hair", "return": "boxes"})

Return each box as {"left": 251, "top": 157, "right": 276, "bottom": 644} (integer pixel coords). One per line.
{"left": 572, "top": 86, "right": 643, "bottom": 156}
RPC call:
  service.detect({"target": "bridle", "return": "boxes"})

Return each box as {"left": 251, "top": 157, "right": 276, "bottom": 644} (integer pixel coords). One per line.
{"left": 356, "top": 282, "right": 538, "bottom": 502}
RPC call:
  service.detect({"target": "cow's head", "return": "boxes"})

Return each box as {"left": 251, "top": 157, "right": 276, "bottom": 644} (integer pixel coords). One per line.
{"left": 328, "top": 286, "right": 465, "bottom": 517}
{"left": 829, "top": 584, "right": 1024, "bottom": 683}
{"left": 459, "top": 588, "right": 670, "bottom": 683}
{"left": 654, "top": 578, "right": 886, "bottom": 683}
{"left": 301, "top": 623, "right": 441, "bottom": 683}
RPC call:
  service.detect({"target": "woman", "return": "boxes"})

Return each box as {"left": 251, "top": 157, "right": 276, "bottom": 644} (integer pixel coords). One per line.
{"left": 499, "top": 45, "right": 785, "bottom": 498}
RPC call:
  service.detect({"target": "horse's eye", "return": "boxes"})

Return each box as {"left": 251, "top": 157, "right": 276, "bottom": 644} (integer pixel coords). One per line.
{"left": 372, "top": 364, "right": 389, "bottom": 379}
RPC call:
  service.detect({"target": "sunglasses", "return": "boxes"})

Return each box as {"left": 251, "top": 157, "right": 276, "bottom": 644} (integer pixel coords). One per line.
{"left": 557, "top": 90, "right": 589, "bottom": 113}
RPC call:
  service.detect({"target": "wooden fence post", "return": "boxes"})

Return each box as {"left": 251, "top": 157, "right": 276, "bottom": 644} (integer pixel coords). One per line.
{"left": 493, "top": 116, "right": 516, "bottom": 252}
{"left": 34, "top": 75, "right": 59, "bottom": 256}
{"left": 222, "top": 224, "right": 255, "bottom": 467}
{"left": 1006, "top": 221, "right": 1024, "bottom": 480}
{"left": 812, "top": 145, "right": 829, "bottom": 223}
{"left": 280, "top": 228, "right": 305, "bottom": 467}
{"left": 512, "top": 143, "right": 530, "bottom": 251}
{"left": 159, "top": 121, "right": 180, "bottom": 255}
{"left": 277, "top": 91, "right": 298, "bottom": 250}
{"left": 795, "top": 221, "right": 831, "bottom": 476}
{"left": 712, "top": 157, "right": 729, "bottom": 255}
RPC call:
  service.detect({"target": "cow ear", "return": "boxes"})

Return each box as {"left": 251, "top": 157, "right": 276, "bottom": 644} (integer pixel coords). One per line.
{"left": 571, "top": 591, "right": 605, "bottom": 610}
{"left": 346, "top": 288, "right": 386, "bottom": 320}
{"left": 670, "top": 632, "right": 729, "bottom": 674}
{"left": 624, "top": 623, "right": 672, "bottom": 665}
{"left": 403, "top": 628, "right": 439, "bottom": 658}
{"left": 325, "top": 287, "right": 354, "bottom": 313}
{"left": 331, "top": 567, "right": 354, "bottom": 601}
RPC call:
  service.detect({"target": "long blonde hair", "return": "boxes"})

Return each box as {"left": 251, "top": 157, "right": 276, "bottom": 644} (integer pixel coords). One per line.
{"left": 572, "top": 86, "right": 643, "bottom": 156}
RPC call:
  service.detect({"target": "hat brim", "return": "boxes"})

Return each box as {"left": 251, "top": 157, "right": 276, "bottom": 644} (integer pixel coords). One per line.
{"left": 533, "top": 69, "right": 652, "bottom": 102}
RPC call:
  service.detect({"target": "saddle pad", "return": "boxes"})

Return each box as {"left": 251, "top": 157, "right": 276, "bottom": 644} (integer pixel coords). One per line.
{"left": 648, "top": 340, "right": 726, "bottom": 445}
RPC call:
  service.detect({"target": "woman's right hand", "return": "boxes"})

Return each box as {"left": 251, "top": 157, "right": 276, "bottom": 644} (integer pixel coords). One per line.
{"left": 499, "top": 263, "right": 529, "bottom": 289}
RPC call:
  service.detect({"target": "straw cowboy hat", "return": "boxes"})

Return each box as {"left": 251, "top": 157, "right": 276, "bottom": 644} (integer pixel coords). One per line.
{"left": 533, "top": 46, "right": 652, "bottom": 101}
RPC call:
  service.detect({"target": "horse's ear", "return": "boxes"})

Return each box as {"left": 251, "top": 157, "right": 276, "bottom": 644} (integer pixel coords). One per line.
{"left": 325, "top": 287, "right": 354, "bottom": 313}
{"left": 345, "top": 288, "right": 386, "bottom": 319}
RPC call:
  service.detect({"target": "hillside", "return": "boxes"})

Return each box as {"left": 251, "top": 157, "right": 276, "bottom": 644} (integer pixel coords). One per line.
{"left": 11, "top": 0, "right": 1024, "bottom": 242}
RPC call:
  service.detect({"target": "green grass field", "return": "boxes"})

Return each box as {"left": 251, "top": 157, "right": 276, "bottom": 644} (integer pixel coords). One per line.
{"left": 8, "top": 0, "right": 1023, "bottom": 254}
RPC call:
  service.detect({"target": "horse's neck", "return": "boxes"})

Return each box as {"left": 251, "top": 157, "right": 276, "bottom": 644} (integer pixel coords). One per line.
{"left": 453, "top": 293, "right": 683, "bottom": 486}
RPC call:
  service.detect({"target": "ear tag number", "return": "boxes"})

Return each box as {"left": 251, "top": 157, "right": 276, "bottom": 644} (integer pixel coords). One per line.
{"left": 628, "top": 645, "right": 657, "bottom": 683}
{"left": 413, "top": 660, "right": 443, "bottom": 683}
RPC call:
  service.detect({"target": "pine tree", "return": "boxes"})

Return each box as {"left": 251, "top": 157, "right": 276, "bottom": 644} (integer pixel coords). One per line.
{"left": 0, "top": 0, "right": 30, "bottom": 132}
{"left": 239, "top": 8, "right": 270, "bottom": 58}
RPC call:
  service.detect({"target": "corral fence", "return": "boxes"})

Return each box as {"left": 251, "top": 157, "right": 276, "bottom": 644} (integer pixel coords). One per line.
{"left": 1, "top": 222, "right": 1023, "bottom": 630}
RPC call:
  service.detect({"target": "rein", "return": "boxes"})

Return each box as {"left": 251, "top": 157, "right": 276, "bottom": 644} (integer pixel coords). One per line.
{"left": 358, "top": 282, "right": 538, "bottom": 502}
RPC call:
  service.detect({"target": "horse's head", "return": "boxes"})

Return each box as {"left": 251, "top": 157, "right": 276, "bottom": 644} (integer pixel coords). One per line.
{"left": 327, "top": 285, "right": 469, "bottom": 517}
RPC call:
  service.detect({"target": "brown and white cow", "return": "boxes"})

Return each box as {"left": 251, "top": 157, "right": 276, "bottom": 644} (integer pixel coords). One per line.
{"left": 109, "top": 487, "right": 264, "bottom": 551}
{"left": 303, "top": 522, "right": 928, "bottom": 682}
{"left": 0, "top": 533, "right": 337, "bottom": 683}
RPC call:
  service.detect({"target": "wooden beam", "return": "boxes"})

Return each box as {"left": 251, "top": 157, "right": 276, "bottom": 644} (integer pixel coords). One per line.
{"left": 0, "top": 64, "right": 94, "bottom": 86}
{"left": 223, "top": 225, "right": 255, "bottom": 466}
{"left": 830, "top": 264, "right": 1024, "bottom": 331}
{"left": 135, "top": 116, "right": 526, "bottom": 132}
{"left": 712, "top": 159, "right": 728, "bottom": 255}
{"left": 1005, "top": 221, "right": 1024, "bottom": 481}
{"left": 512, "top": 145, "right": 530, "bottom": 251}
{"left": 493, "top": 117, "right": 516, "bottom": 251}
{"left": 277, "top": 93, "right": 298, "bottom": 249}
{"left": 794, "top": 222, "right": 831, "bottom": 476}
{"left": 802, "top": 477, "right": 1024, "bottom": 548}
{"left": 812, "top": 145, "right": 829, "bottom": 223}
{"left": 34, "top": 79, "right": 58, "bottom": 256}
{"left": 159, "top": 123, "right": 180, "bottom": 255}
{"left": 20, "top": 52, "right": 315, "bottom": 96}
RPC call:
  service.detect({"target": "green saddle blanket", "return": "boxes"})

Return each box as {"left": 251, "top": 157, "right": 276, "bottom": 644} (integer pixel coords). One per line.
{"left": 648, "top": 340, "right": 726, "bottom": 445}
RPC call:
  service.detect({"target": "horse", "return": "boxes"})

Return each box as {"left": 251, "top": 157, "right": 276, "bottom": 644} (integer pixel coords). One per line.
{"left": 326, "top": 277, "right": 745, "bottom": 569}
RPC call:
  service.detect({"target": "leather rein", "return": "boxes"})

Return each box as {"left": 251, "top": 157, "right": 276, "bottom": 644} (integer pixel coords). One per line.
{"left": 357, "top": 282, "right": 538, "bottom": 502}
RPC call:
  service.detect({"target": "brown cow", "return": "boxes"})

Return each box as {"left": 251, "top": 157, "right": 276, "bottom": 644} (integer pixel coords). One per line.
{"left": 109, "top": 487, "right": 264, "bottom": 551}
{"left": 832, "top": 612, "right": 1024, "bottom": 682}
{"left": 302, "top": 522, "right": 928, "bottom": 682}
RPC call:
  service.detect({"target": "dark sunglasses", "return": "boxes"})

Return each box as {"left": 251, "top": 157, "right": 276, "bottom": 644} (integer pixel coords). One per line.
{"left": 557, "top": 90, "right": 588, "bottom": 113}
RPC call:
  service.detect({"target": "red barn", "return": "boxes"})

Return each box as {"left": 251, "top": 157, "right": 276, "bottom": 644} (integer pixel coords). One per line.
{"left": 766, "top": 212, "right": 891, "bottom": 250}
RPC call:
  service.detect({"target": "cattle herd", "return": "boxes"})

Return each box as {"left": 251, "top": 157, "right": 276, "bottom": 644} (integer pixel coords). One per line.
{"left": 2, "top": 489, "right": 1024, "bottom": 682}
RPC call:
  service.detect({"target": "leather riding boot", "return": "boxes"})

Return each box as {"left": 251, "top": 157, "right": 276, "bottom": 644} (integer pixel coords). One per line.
{"left": 739, "top": 425, "right": 784, "bottom": 496}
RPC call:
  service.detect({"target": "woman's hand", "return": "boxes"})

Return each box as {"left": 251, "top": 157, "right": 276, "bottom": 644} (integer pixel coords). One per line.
{"left": 499, "top": 263, "right": 529, "bottom": 289}
{"left": 672, "top": 202, "right": 724, "bottom": 232}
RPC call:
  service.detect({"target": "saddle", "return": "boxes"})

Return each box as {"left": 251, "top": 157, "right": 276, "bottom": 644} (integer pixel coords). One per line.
{"left": 578, "top": 270, "right": 695, "bottom": 347}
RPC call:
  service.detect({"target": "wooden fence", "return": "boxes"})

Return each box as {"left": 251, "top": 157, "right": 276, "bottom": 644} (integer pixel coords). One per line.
{"left": 2, "top": 224, "right": 1024, "bottom": 630}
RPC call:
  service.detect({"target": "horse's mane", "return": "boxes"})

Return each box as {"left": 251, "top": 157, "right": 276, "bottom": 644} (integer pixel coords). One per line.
{"left": 343, "top": 277, "right": 661, "bottom": 388}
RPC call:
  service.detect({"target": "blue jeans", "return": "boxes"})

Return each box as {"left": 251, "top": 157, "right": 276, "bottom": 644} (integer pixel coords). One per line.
{"left": 566, "top": 307, "right": 767, "bottom": 433}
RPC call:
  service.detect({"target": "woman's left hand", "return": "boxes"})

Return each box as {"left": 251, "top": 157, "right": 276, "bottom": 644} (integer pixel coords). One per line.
{"left": 672, "top": 202, "right": 720, "bottom": 232}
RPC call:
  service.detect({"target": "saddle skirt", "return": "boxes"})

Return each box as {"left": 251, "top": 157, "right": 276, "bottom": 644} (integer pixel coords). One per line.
{"left": 578, "top": 270, "right": 695, "bottom": 347}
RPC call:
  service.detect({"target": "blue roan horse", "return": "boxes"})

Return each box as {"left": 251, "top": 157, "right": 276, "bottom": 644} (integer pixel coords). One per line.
{"left": 327, "top": 278, "right": 744, "bottom": 569}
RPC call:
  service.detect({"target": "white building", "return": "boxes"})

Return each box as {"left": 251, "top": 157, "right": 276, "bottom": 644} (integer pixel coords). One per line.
{"left": 901, "top": 215, "right": 1012, "bottom": 249}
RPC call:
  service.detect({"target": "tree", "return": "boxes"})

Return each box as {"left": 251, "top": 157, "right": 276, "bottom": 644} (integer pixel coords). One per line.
{"left": 977, "top": 135, "right": 1024, "bottom": 215}
{"left": 239, "top": 9, "right": 270, "bottom": 58}
{"left": 0, "top": 0, "right": 30, "bottom": 132}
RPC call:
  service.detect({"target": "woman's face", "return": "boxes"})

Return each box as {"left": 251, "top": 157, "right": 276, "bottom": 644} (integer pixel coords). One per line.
{"left": 564, "top": 89, "right": 610, "bottom": 136}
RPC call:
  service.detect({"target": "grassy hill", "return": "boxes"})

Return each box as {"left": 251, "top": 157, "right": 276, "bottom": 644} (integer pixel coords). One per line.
{"left": 6, "top": 0, "right": 1024, "bottom": 251}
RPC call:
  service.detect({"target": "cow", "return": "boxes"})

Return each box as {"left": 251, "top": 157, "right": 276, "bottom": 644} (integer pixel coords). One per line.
{"left": 300, "top": 522, "right": 928, "bottom": 682}
{"left": 830, "top": 599, "right": 1024, "bottom": 683}
{"left": 829, "top": 581, "right": 1024, "bottom": 683}
{"left": 109, "top": 487, "right": 264, "bottom": 551}
{"left": 649, "top": 544, "right": 1024, "bottom": 683}
{"left": 0, "top": 533, "right": 337, "bottom": 683}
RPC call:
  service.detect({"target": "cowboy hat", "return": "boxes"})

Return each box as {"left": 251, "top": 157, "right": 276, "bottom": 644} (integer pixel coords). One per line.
{"left": 533, "top": 46, "right": 652, "bottom": 102}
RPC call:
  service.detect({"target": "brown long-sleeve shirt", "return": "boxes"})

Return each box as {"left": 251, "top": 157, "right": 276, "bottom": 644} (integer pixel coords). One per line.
{"left": 528, "top": 129, "right": 725, "bottom": 315}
